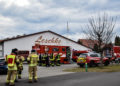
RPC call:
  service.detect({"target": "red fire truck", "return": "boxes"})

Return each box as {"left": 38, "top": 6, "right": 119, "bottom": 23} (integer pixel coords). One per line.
{"left": 32, "top": 44, "right": 71, "bottom": 64}
{"left": 112, "top": 46, "right": 120, "bottom": 62}
{"left": 113, "top": 46, "right": 120, "bottom": 58}
{"left": 18, "top": 50, "right": 29, "bottom": 61}
{"left": 104, "top": 46, "right": 120, "bottom": 62}
{"left": 72, "top": 50, "right": 89, "bottom": 62}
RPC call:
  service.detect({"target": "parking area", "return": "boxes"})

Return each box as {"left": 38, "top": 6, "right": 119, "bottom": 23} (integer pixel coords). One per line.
{"left": 0, "top": 63, "right": 76, "bottom": 83}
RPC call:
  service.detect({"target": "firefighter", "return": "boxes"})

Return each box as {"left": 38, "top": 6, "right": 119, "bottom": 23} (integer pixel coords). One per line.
{"left": 56, "top": 53, "right": 61, "bottom": 66}
{"left": 27, "top": 50, "right": 39, "bottom": 83}
{"left": 5, "top": 48, "right": 19, "bottom": 86}
{"left": 42, "top": 53, "right": 46, "bottom": 66}
{"left": 50, "top": 53, "right": 55, "bottom": 66}
{"left": 39, "top": 54, "right": 42, "bottom": 66}
{"left": 45, "top": 53, "right": 50, "bottom": 67}
{"left": 17, "top": 55, "right": 24, "bottom": 79}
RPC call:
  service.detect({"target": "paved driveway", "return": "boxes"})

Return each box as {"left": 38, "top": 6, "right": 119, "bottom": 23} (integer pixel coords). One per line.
{"left": 0, "top": 63, "right": 76, "bottom": 83}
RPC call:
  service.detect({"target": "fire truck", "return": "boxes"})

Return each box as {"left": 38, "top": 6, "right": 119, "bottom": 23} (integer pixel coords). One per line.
{"left": 18, "top": 50, "right": 29, "bottom": 61}
{"left": 113, "top": 46, "right": 120, "bottom": 62}
{"left": 32, "top": 44, "right": 71, "bottom": 64}
{"left": 72, "top": 50, "right": 89, "bottom": 62}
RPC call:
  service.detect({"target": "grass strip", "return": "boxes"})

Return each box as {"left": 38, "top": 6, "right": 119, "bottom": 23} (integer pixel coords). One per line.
{"left": 63, "top": 64, "right": 120, "bottom": 72}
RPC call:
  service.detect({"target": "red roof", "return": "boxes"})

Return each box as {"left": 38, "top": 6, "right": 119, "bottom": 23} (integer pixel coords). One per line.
{"left": 79, "top": 39, "right": 105, "bottom": 49}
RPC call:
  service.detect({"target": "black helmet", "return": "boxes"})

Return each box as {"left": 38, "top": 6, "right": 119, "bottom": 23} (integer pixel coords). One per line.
{"left": 31, "top": 49, "right": 36, "bottom": 52}
{"left": 12, "top": 48, "right": 18, "bottom": 55}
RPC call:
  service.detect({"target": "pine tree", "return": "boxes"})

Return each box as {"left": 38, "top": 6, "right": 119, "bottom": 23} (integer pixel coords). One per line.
{"left": 115, "top": 36, "right": 120, "bottom": 46}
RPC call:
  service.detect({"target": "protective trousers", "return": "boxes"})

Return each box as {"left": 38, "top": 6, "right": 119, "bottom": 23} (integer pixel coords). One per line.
{"left": 50, "top": 60, "right": 55, "bottom": 66}
{"left": 56, "top": 60, "right": 60, "bottom": 66}
{"left": 18, "top": 66, "right": 23, "bottom": 79}
{"left": 42, "top": 59, "right": 46, "bottom": 66}
{"left": 6, "top": 70, "right": 17, "bottom": 85}
{"left": 28, "top": 66, "right": 37, "bottom": 81}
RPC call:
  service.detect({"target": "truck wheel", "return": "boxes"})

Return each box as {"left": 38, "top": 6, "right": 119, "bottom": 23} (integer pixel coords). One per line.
{"left": 104, "top": 60, "right": 109, "bottom": 66}
{"left": 79, "top": 64, "right": 84, "bottom": 68}
{"left": 89, "top": 61, "right": 94, "bottom": 67}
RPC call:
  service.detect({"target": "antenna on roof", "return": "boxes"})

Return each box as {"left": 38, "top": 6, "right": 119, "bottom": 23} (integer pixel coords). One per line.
{"left": 67, "top": 21, "right": 69, "bottom": 33}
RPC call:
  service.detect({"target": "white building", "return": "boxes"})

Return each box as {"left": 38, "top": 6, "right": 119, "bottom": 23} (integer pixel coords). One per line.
{"left": 0, "top": 30, "right": 90, "bottom": 58}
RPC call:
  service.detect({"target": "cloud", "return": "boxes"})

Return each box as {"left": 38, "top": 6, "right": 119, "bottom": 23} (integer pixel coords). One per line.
{"left": 0, "top": 0, "right": 30, "bottom": 7}
{"left": 0, "top": 0, "right": 119, "bottom": 42}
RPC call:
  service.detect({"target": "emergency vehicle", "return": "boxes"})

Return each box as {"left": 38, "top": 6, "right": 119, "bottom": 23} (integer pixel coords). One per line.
{"left": 18, "top": 51, "right": 29, "bottom": 61}
{"left": 77, "top": 52, "right": 109, "bottom": 67}
{"left": 72, "top": 50, "right": 89, "bottom": 62}
{"left": 32, "top": 44, "right": 71, "bottom": 64}
{"left": 104, "top": 46, "right": 120, "bottom": 62}
{"left": 113, "top": 46, "right": 120, "bottom": 62}
{"left": 113, "top": 46, "right": 120, "bottom": 58}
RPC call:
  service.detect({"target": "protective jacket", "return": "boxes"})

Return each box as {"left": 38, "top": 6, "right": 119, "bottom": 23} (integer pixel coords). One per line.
{"left": 27, "top": 54, "right": 39, "bottom": 66}
{"left": 18, "top": 56, "right": 24, "bottom": 67}
{"left": 6, "top": 54, "right": 19, "bottom": 70}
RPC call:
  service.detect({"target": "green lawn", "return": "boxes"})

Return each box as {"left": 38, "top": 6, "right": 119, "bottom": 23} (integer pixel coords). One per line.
{"left": 63, "top": 64, "right": 120, "bottom": 72}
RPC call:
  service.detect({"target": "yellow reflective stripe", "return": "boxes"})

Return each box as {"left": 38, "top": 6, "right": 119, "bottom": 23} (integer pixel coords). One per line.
{"left": 34, "top": 76, "right": 37, "bottom": 79}
{"left": 27, "top": 57, "right": 30, "bottom": 61}
{"left": 31, "top": 54, "right": 38, "bottom": 57}
{"left": 10, "top": 80, "right": 14, "bottom": 83}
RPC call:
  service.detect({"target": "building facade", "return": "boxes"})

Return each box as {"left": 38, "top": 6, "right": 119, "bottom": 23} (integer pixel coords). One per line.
{"left": 0, "top": 30, "right": 91, "bottom": 58}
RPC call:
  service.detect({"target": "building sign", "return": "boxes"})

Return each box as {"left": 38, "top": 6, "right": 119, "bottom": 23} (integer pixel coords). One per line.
{"left": 36, "top": 36, "right": 61, "bottom": 44}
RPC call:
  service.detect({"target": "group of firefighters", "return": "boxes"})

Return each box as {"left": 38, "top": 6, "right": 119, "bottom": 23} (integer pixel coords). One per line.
{"left": 5, "top": 48, "right": 61, "bottom": 86}
{"left": 39, "top": 52, "right": 61, "bottom": 67}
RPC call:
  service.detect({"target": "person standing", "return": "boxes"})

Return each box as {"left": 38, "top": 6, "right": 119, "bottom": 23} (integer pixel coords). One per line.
{"left": 17, "top": 55, "right": 24, "bottom": 79}
{"left": 42, "top": 53, "right": 46, "bottom": 66}
{"left": 50, "top": 53, "right": 55, "bottom": 67}
{"left": 56, "top": 53, "right": 61, "bottom": 66}
{"left": 5, "top": 48, "right": 19, "bottom": 86}
{"left": 45, "top": 53, "right": 50, "bottom": 67}
{"left": 27, "top": 50, "right": 39, "bottom": 83}
{"left": 39, "top": 54, "right": 42, "bottom": 66}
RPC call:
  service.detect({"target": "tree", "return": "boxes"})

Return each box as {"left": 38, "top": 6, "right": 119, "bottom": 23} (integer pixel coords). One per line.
{"left": 115, "top": 36, "right": 120, "bottom": 46}
{"left": 83, "top": 13, "right": 116, "bottom": 63}
{"left": 77, "top": 39, "right": 83, "bottom": 45}
{"left": 93, "top": 44, "right": 99, "bottom": 53}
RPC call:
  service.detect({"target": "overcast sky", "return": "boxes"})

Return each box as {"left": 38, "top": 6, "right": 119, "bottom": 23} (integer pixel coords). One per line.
{"left": 0, "top": 0, "right": 119, "bottom": 41}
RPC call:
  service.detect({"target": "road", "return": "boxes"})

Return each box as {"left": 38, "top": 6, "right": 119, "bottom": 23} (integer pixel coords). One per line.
{"left": 0, "top": 72, "right": 120, "bottom": 86}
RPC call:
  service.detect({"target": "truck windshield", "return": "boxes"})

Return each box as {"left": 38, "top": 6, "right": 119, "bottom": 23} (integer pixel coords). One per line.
{"left": 90, "top": 54, "right": 100, "bottom": 57}
{"left": 79, "top": 54, "right": 87, "bottom": 58}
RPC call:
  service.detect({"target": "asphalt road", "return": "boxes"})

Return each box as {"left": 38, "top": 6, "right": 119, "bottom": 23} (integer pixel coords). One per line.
{"left": 1, "top": 72, "right": 120, "bottom": 86}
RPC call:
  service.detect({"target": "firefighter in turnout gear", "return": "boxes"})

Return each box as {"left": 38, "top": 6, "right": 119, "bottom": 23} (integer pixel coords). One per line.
{"left": 5, "top": 48, "right": 19, "bottom": 86}
{"left": 56, "top": 53, "right": 61, "bottom": 66}
{"left": 27, "top": 50, "right": 39, "bottom": 83}
{"left": 42, "top": 53, "right": 47, "bottom": 66}
{"left": 45, "top": 53, "right": 50, "bottom": 67}
{"left": 50, "top": 53, "right": 55, "bottom": 66}
{"left": 39, "top": 54, "right": 42, "bottom": 66}
{"left": 17, "top": 55, "right": 24, "bottom": 79}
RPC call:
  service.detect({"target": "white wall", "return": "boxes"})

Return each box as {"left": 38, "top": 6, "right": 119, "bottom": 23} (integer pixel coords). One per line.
{"left": 4, "top": 32, "right": 90, "bottom": 56}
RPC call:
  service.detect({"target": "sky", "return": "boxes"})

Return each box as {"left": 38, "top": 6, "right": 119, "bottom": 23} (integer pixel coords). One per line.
{"left": 0, "top": 0, "right": 120, "bottom": 42}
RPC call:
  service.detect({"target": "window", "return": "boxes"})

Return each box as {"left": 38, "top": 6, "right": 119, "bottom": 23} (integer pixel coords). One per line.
{"left": 90, "top": 54, "right": 100, "bottom": 57}
{"left": 79, "top": 54, "right": 87, "bottom": 58}
{"left": 52, "top": 48, "right": 59, "bottom": 51}
{"left": 18, "top": 51, "right": 29, "bottom": 55}
{"left": 0, "top": 44, "right": 3, "bottom": 57}
{"left": 62, "top": 48, "right": 65, "bottom": 51}
{"left": 0, "top": 51, "right": 2, "bottom": 57}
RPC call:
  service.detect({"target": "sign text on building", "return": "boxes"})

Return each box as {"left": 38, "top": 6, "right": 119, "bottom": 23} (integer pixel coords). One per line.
{"left": 36, "top": 36, "right": 61, "bottom": 44}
